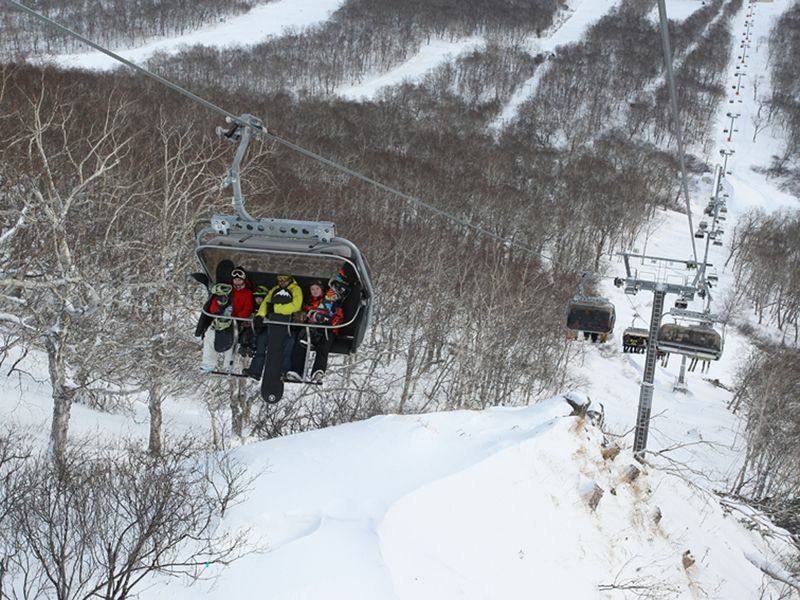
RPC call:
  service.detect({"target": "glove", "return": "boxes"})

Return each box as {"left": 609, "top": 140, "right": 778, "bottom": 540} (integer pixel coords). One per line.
{"left": 271, "top": 288, "right": 293, "bottom": 305}
{"left": 309, "top": 308, "right": 333, "bottom": 325}
{"left": 252, "top": 315, "right": 264, "bottom": 331}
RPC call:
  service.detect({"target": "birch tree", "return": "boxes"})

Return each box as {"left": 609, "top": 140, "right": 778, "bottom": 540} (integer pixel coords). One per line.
{"left": 0, "top": 78, "right": 136, "bottom": 464}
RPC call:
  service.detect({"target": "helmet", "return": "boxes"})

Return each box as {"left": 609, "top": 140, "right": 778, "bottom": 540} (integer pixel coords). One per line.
{"left": 253, "top": 284, "right": 270, "bottom": 297}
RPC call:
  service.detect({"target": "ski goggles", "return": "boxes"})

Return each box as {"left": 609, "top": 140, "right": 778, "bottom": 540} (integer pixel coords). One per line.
{"left": 231, "top": 268, "right": 246, "bottom": 280}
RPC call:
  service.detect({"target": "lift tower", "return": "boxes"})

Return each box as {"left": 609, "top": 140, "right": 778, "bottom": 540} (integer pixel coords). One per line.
{"left": 616, "top": 253, "right": 710, "bottom": 459}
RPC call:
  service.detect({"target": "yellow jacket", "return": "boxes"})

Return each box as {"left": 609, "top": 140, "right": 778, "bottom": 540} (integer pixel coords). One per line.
{"left": 256, "top": 279, "right": 303, "bottom": 317}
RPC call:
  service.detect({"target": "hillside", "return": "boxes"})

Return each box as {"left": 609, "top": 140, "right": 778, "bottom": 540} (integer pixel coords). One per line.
{"left": 1, "top": 0, "right": 799, "bottom": 598}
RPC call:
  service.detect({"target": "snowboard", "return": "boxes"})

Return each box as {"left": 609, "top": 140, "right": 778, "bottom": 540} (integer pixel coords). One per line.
{"left": 213, "top": 324, "right": 235, "bottom": 353}
{"left": 194, "top": 259, "right": 235, "bottom": 339}
{"left": 211, "top": 282, "right": 235, "bottom": 353}
{"left": 261, "top": 315, "right": 289, "bottom": 404}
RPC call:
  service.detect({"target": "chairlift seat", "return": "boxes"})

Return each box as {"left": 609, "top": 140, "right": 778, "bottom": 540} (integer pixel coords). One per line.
{"left": 623, "top": 327, "right": 649, "bottom": 345}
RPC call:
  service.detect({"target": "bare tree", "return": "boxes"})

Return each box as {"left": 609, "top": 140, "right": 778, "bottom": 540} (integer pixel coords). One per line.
{"left": 0, "top": 79, "right": 139, "bottom": 464}
{"left": 731, "top": 346, "right": 800, "bottom": 541}
{"left": 2, "top": 436, "right": 254, "bottom": 600}
{"left": 0, "top": 428, "right": 34, "bottom": 600}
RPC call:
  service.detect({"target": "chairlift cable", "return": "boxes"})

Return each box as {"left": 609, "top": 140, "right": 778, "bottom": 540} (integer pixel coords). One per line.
{"left": 3, "top": 0, "right": 555, "bottom": 266}
{"left": 625, "top": 294, "right": 646, "bottom": 326}
{"left": 656, "top": 0, "right": 699, "bottom": 265}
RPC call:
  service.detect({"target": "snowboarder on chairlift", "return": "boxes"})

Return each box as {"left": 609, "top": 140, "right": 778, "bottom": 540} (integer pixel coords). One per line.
{"left": 242, "top": 274, "right": 303, "bottom": 380}
{"left": 199, "top": 266, "right": 254, "bottom": 373}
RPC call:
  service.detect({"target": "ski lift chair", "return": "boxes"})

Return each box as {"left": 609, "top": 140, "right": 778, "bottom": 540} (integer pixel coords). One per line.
{"left": 656, "top": 323, "right": 723, "bottom": 361}
{"left": 566, "top": 298, "right": 616, "bottom": 343}
{"left": 622, "top": 327, "right": 649, "bottom": 353}
{"left": 195, "top": 215, "right": 374, "bottom": 356}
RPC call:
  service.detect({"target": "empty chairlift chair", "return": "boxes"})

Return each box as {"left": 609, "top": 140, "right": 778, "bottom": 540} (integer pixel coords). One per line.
{"left": 566, "top": 298, "right": 616, "bottom": 343}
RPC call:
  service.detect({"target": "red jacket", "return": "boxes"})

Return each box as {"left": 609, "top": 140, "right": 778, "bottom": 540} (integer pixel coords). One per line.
{"left": 210, "top": 287, "right": 254, "bottom": 318}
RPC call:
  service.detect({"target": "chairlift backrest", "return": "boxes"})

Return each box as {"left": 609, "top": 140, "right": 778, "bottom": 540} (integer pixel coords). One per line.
{"left": 623, "top": 327, "right": 649, "bottom": 342}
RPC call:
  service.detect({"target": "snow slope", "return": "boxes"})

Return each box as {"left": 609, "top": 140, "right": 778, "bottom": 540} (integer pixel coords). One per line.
{"left": 138, "top": 397, "right": 794, "bottom": 600}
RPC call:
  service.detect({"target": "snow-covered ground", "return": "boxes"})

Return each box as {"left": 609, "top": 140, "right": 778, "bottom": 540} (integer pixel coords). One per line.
{"left": 3, "top": 0, "right": 799, "bottom": 598}
{"left": 0, "top": 351, "right": 210, "bottom": 446}
{"left": 337, "top": 36, "right": 486, "bottom": 101}
{"left": 138, "top": 397, "right": 795, "bottom": 600}
{"left": 48, "top": 0, "right": 349, "bottom": 71}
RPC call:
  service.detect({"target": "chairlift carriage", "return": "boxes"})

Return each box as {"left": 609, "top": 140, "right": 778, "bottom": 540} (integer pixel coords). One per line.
{"left": 566, "top": 297, "right": 616, "bottom": 343}
{"left": 657, "top": 322, "right": 723, "bottom": 361}
{"left": 195, "top": 218, "right": 373, "bottom": 355}
{"left": 622, "top": 327, "right": 649, "bottom": 353}
{"left": 192, "top": 115, "right": 374, "bottom": 402}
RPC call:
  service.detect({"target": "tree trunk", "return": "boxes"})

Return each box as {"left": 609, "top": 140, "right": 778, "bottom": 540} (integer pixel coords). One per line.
{"left": 230, "top": 377, "right": 245, "bottom": 438}
{"left": 46, "top": 316, "right": 72, "bottom": 465}
{"left": 148, "top": 382, "right": 163, "bottom": 456}
{"left": 398, "top": 337, "right": 417, "bottom": 415}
